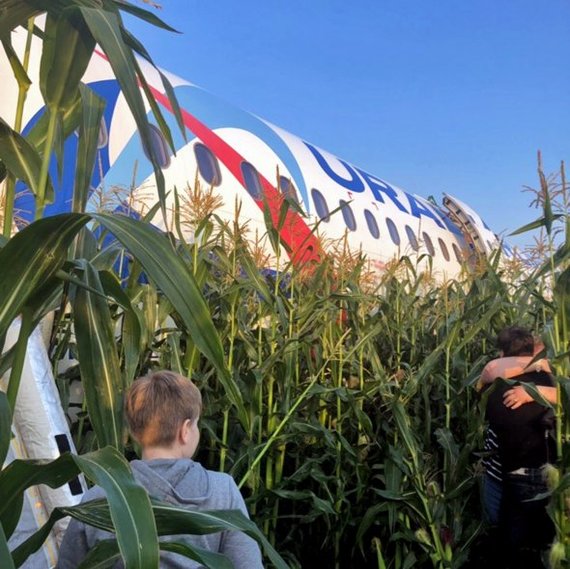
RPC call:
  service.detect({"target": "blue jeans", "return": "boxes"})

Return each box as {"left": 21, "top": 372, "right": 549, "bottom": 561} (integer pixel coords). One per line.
{"left": 501, "top": 469, "right": 553, "bottom": 568}
{"left": 481, "top": 473, "right": 502, "bottom": 526}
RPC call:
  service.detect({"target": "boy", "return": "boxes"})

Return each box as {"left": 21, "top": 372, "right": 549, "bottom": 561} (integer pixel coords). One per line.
{"left": 57, "top": 370, "right": 263, "bottom": 568}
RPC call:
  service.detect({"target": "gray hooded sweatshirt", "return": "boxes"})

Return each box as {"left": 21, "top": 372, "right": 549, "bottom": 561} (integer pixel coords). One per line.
{"left": 56, "top": 458, "right": 263, "bottom": 568}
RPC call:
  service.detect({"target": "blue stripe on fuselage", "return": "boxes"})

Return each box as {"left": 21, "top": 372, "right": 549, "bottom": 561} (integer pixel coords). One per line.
{"left": 15, "top": 80, "right": 120, "bottom": 224}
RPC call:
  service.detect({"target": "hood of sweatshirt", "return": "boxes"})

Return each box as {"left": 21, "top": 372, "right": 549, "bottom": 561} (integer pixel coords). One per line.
{"left": 130, "top": 458, "right": 212, "bottom": 506}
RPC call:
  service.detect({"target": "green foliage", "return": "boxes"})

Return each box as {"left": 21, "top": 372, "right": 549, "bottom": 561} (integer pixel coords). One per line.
{"left": 113, "top": 221, "right": 525, "bottom": 568}
{"left": 77, "top": 193, "right": 565, "bottom": 568}
{"left": 0, "top": 392, "right": 11, "bottom": 471}
{"left": 0, "top": 448, "right": 158, "bottom": 566}
{"left": 72, "top": 260, "right": 125, "bottom": 450}
{"left": 0, "top": 214, "right": 89, "bottom": 342}
{"left": 0, "top": 117, "right": 54, "bottom": 201}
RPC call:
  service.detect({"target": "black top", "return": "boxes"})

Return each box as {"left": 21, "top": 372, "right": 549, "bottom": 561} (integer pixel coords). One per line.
{"left": 485, "top": 371, "right": 555, "bottom": 473}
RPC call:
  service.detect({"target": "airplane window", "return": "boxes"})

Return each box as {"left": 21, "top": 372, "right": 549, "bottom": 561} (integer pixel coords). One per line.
{"left": 311, "top": 189, "right": 330, "bottom": 222}
{"left": 422, "top": 232, "right": 435, "bottom": 256}
{"left": 97, "top": 117, "right": 108, "bottom": 149}
{"left": 405, "top": 225, "right": 419, "bottom": 251}
{"left": 241, "top": 161, "right": 263, "bottom": 200}
{"left": 339, "top": 200, "right": 356, "bottom": 231}
{"left": 438, "top": 238, "right": 450, "bottom": 261}
{"left": 194, "top": 143, "right": 222, "bottom": 186}
{"left": 76, "top": 117, "right": 108, "bottom": 149}
{"left": 364, "top": 209, "right": 380, "bottom": 239}
{"left": 452, "top": 243, "right": 463, "bottom": 263}
{"left": 386, "top": 218, "right": 400, "bottom": 246}
{"left": 141, "top": 123, "right": 171, "bottom": 169}
{"left": 279, "top": 176, "right": 299, "bottom": 204}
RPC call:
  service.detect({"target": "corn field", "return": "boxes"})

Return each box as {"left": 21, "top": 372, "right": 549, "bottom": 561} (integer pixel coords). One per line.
{"left": 38, "top": 165, "right": 566, "bottom": 568}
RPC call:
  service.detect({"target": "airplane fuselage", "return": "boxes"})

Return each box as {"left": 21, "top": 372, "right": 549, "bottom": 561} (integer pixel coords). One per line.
{"left": 1, "top": 27, "right": 501, "bottom": 279}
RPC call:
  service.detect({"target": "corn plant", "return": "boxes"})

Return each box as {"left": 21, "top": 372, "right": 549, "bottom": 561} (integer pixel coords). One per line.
{"left": 94, "top": 192, "right": 544, "bottom": 567}
{"left": 24, "top": 172, "right": 559, "bottom": 568}
{"left": 510, "top": 158, "right": 570, "bottom": 568}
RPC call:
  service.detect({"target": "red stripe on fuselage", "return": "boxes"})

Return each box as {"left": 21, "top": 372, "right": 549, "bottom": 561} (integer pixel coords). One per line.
{"left": 93, "top": 49, "right": 320, "bottom": 265}
{"left": 148, "top": 86, "right": 321, "bottom": 266}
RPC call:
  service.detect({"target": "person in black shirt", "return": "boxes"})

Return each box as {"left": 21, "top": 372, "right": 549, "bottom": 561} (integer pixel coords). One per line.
{"left": 483, "top": 327, "right": 555, "bottom": 568}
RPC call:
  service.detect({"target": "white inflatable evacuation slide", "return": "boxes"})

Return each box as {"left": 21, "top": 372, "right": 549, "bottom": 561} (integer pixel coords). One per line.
{"left": 2, "top": 320, "right": 85, "bottom": 569}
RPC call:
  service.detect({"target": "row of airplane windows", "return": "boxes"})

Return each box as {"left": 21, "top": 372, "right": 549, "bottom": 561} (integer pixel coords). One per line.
{"left": 311, "top": 188, "right": 463, "bottom": 263}
{"left": 115, "top": 122, "right": 486, "bottom": 264}
{"left": 183, "top": 140, "right": 464, "bottom": 264}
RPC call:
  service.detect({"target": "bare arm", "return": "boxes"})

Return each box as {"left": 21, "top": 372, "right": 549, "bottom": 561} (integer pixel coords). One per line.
{"left": 503, "top": 384, "right": 557, "bottom": 409}
{"left": 476, "top": 356, "right": 551, "bottom": 390}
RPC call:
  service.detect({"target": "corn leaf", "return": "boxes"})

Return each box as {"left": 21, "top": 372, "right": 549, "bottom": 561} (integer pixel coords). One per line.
{"left": 0, "top": 213, "right": 89, "bottom": 341}
{"left": 7, "top": 448, "right": 159, "bottom": 569}
{"left": 92, "top": 213, "right": 249, "bottom": 430}
{"left": 122, "top": 30, "right": 184, "bottom": 146}
{"left": 14, "top": 498, "right": 283, "bottom": 569}
{"left": 434, "top": 428, "right": 459, "bottom": 462}
{"left": 115, "top": 1, "right": 179, "bottom": 33}
{"left": 147, "top": 506, "right": 289, "bottom": 569}
{"left": 77, "top": 539, "right": 233, "bottom": 569}
{"left": 131, "top": 54, "right": 175, "bottom": 152}
{"left": 72, "top": 260, "right": 125, "bottom": 450}
{"left": 73, "top": 499, "right": 289, "bottom": 569}
{"left": 25, "top": 91, "right": 83, "bottom": 152}
{"left": 509, "top": 214, "right": 563, "bottom": 236}
{"left": 5, "top": 308, "right": 34, "bottom": 411}
{"left": 79, "top": 6, "right": 167, "bottom": 222}
{"left": 534, "top": 242, "right": 570, "bottom": 279}
{"left": 0, "top": 523, "right": 15, "bottom": 569}
{"left": 0, "top": 453, "right": 80, "bottom": 539}
{"left": 1, "top": 37, "right": 31, "bottom": 91}
{"left": 73, "top": 84, "right": 106, "bottom": 213}
{"left": 0, "top": 391, "right": 11, "bottom": 467}
{"left": 10, "top": 506, "right": 82, "bottom": 567}
{"left": 39, "top": 9, "right": 95, "bottom": 111}
{"left": 98, "top": 270, "right": 142, "bottom": 385}
{"left": 159, "top": 542, "right": 232, "bottom": 569}
{"left": 79, "top": 540, "right": 122, "bottom": 569}
{"left": 121, "top": 300, "right": 144, "bottom": 387}
{"left": 392, "top": 401, "right": 420, "bottom": 467}
{"left": 0, "top": 1, "right": 41, "bottom": 39}
{"left": 0, "top": 117, "right": 54, "bottom": 199}
{"left": 538, "top": 161, "right": 554, "bottom": 236}
{"left": 74, "top": 448, "right": 159, "bottom": 569}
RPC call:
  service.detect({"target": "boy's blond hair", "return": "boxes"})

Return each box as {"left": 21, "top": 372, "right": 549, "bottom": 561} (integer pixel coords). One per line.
{"left": 125, "top": 370, "right": 202, "bottom": 447}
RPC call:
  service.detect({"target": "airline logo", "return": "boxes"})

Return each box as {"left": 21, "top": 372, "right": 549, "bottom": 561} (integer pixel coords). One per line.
{"left": 304, "top": 142, "right": 445, "bottom": 229}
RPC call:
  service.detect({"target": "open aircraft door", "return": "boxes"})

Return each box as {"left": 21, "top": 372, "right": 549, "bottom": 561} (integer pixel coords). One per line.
{"left": 442, "top": 193, "right": 499, "bottom": 256}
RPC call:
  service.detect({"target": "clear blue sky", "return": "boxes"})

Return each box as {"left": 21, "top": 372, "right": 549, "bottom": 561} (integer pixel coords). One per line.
{"left": 127, "top": 0, "right": 569, "bottom": 250}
